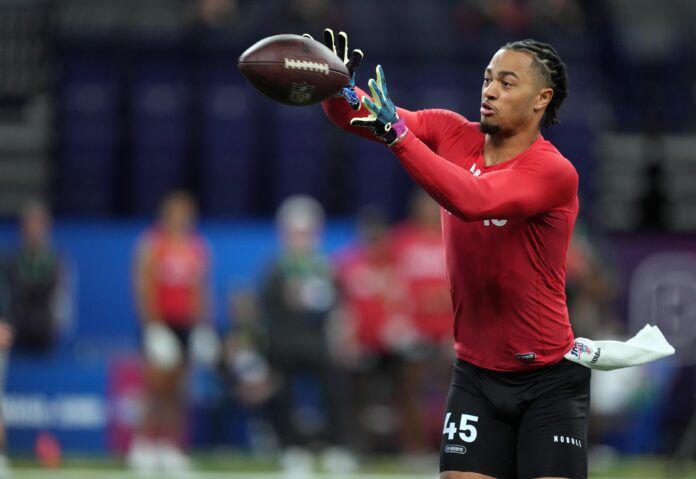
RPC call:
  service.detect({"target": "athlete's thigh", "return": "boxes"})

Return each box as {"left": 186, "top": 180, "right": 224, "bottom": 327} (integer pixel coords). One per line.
{"left": 440, "top": 382, "right": 516, "bottom": 479}
{"left": 517, "top": 360, "right": 591, "bottom": 479}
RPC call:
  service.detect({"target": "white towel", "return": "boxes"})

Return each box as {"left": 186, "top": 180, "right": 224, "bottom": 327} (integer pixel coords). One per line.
{"left": 189, "top": 324, "right": 222, "bottom": 367}
{"left": 564, "top": 324, "right": 675, "bottom": 371}
{"left": 144, "top": 323, "right": 182, "bottom": 370}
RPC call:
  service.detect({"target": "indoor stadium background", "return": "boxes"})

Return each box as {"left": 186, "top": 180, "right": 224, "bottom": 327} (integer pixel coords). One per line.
{"left": 0, "top": 0, "right": 695, "bottom": 478}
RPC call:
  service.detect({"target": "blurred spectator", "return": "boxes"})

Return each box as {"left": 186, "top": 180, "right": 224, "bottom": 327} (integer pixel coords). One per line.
{"left": 565, "top": 225, "right": 639, "bottom": 470}
{"left": 0, "top": 200, "right": 65, "bottom": 476}
{"left": 196, "top": 0, "right": 239, "bottom": 29}
{"left": 129, "top": 191, "right": 211, "bottom": 475}
{"left": 214, "top": 286, "right": 277, "bottom": 453}
{"left": 3, "top": 201, "right": 63, "bottom": 352}
{"left": 260, "top": 195, "right": 355, "bottom": 474}
{"left": 605, "top": 0, "right": 684, "bottom": 63}
{"left": 190, "top": 0, "right": 295, "bottom": 43}
{"left": 282, "top": 0, "right": 334, "bottom": 28}
{"left": 453, "top": 0, "right": 532, "bottom": 34}
{"left": 390, "top": 190, "right": 454, "bottom": 453}
{"left": 0, "top": 270, "right": 13, "bottom": 477}
{"left": 332, "top": 207, "right": 411, "bottom": 454}
{"left": 453, "top": 0, "right": 586, "bottom": 35}
{"left": 220, "top": 286, "right": 277, "bottom": 408}
{"left": 333, "top": 207, "right": 408, "bottom": 366}
{"left": 530, "top": 0, "right": 587, "bottom": 34}
{"left": 636, "top": 136, "right": 671, "bottom": 230}
{"left": 393, "top": 191, "right": 452, "bottom": 348}
{"left": 565, "top": 225, "right": 621, "bottom": 339}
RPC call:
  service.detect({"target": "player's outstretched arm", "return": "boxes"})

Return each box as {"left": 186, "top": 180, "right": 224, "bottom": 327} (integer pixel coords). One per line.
{"left": 343, "top": 67, "right": 578, "bottom": 218}
{"left": 323, "top": 62, "right": 469, "bottom": 155}
{"left": 391, "top": 132, "right": 579, "bottom": 220}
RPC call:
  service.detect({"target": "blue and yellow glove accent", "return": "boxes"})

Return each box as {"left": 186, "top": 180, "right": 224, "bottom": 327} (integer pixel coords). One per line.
{"left": 350, "top": 65, "right": 408, "bottom": 146}
{"left": 303, "top": 28, "right": 363, "bottom": 110}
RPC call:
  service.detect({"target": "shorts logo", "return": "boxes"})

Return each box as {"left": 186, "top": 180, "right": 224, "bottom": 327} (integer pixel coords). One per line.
{"left": 553, "top": 435, "right": 583, "bottom": 448}
{"left": 515, "top": 352, "right": 536, "bottom": 362}
{"left": 444, "top": 444, "right": 467, "bottom": 455}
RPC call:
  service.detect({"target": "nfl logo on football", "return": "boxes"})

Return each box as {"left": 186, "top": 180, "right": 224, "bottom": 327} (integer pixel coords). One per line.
{"left": 289, "top": 81, "right": 315, "bottom": 103}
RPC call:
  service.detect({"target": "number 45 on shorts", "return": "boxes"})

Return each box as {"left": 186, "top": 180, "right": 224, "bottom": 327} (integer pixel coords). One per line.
{"left": 443, "top": 412, "right": 479, "bottom": 443}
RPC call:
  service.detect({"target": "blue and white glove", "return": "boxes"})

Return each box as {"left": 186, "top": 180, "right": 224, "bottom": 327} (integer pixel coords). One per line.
{"left": 304, "top": 28, "right": 363, "bottom": 110}
{"left": 350, "top": 65, "right": 408, "bottom": 146}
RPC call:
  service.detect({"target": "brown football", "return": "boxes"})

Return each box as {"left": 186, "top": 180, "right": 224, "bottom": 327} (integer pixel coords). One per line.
{"left": 238, "top": 34, "right": 350, "bottom": 106}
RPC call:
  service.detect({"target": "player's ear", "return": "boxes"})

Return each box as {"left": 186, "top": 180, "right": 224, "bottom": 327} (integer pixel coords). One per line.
{"left": 534, "top": 87, "right": 553, "bottom": 113}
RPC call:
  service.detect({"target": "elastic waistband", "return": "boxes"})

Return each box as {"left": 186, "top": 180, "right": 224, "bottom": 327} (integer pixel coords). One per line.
{"left": 454, "top": 357, "right": 572, "bottom": 382}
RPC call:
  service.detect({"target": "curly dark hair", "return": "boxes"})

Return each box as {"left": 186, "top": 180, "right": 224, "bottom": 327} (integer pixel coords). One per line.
{"left": 502, "top": 39, "right": 569, "bottom": 128}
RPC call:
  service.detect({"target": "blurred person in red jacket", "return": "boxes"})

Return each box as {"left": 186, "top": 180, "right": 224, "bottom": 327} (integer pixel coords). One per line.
{"left": 391, "top": 189, "right": 454, "bottom": 454}
{"left": 130, "top": 191, "right": 211, "bottom": 474}
{"left": 333, "top": 207, "right": 415, "bottom": 454}
{"left": 393, "top": 190, "right": 453, "bottom": 347}
{"left": 334, "top": 208, "right": 409, "bottom": 364}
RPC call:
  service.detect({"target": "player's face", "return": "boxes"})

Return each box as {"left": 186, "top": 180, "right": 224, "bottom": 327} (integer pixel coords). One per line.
{"left": 480, "top": 49, "right": 549, "bottom": 135}
{"left": 161, "top": 199, "right": 196, "bottom": 234}
{"left": 283, "top": 223, "right": 319, "bottom": 254}
{"left": 22, "top": 209, "right": 51, "bottom": 246}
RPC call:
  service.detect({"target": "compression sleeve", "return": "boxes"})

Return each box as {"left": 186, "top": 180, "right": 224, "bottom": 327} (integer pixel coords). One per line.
{"left": 390, "top": 131, "right": 578, "bottom": 221}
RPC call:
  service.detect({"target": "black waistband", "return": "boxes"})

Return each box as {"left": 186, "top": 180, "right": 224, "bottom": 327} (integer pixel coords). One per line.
{"left": 454, "top": 357, "right": 573, "bottom": 383}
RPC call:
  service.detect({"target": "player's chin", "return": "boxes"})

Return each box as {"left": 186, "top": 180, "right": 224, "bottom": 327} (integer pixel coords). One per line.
{"left": 479, "top": 118, "right": 501, "bottom": 135}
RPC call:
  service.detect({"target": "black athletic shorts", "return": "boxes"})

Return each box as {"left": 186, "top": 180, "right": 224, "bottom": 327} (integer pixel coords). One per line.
{"left": 439, "top": 358, "right": 590, "bottom": 479}
{"left": 167, "top": 323, "right": 193, "bottom": 355}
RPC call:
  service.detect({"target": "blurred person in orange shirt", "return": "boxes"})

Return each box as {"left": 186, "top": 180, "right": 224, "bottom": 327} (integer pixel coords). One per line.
{"left": 390, "top": 189, "right": 454, "bottom": 454}
{"left": 393, "top": 190, "right": 453, "bottom": 346}
{"left": 130, "top": 191, "right": 211, "bottom": 474}
{"left": 334, "top": 208, "right": 407, "bottom": 364}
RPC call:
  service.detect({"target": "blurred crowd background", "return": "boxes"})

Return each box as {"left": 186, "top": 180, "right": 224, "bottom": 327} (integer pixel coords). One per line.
{"left": 0, "top": 0, "right": 695, "bottom": 475}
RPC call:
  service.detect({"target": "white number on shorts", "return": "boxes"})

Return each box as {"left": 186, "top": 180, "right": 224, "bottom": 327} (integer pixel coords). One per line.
{"left": 442, "top": 412, "right": 479, "bottom": 443}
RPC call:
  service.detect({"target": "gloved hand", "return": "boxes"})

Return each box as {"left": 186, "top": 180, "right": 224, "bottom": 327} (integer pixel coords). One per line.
{"left": 303, "top": 28, "right": 363, "bottom": 110}
{"left": 350, "top": 65, "right": 408, "bottom": 146}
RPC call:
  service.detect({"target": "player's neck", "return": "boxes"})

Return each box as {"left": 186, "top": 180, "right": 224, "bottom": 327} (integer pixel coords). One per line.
{"left": 483, "top": 129, "right": 541, "bottom": 167}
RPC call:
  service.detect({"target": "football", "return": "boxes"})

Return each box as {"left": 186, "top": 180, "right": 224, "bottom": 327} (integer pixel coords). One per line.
{"left": 238, "top": 34, "right": 351, "bottom": 106}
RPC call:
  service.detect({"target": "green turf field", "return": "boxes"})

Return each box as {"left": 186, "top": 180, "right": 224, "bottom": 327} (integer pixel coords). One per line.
{"left": 6, "top": 456, "right": 696, "bottom": 479}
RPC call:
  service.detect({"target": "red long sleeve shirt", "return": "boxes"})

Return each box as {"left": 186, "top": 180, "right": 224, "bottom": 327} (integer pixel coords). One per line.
{"left": 323, "top": 91, "right": 579, "bottom": 371}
